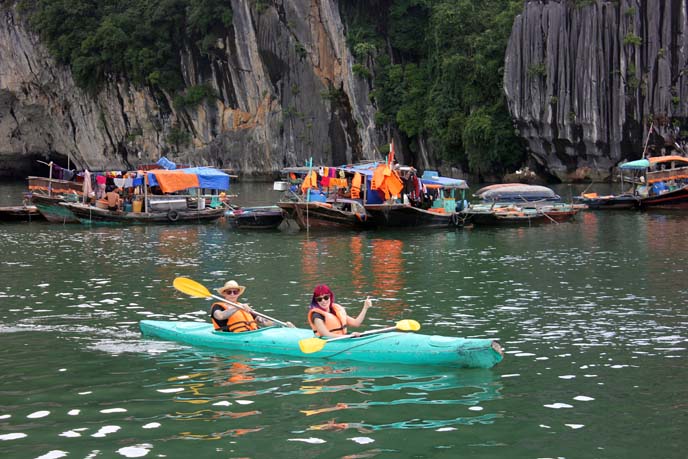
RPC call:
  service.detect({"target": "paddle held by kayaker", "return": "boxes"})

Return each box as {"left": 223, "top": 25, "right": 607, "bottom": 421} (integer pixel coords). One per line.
{"left": 307, "top": 284, "right": 372, "bottom": 338}
{"left": 211, "top": 280, "right": 294, "bottom": 331}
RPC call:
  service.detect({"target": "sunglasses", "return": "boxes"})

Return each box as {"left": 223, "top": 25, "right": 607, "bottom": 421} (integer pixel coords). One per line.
{"left": 224, "top": 289, "right": 240, "bottom": 295}
{"left": 315, "top": 295, "right": 330, "bottom": 302}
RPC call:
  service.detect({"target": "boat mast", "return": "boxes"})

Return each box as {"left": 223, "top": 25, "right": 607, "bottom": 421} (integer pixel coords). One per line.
{"left": 642, "top": 122, "right": 653, "bottom": 159}
{"left": 144, "top": 172, "right": 149, "bottom": 213}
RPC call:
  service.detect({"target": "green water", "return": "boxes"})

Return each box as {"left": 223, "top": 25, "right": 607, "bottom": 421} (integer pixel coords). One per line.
{"left": 1, "top": 181, "right": 686, "bottom": 458}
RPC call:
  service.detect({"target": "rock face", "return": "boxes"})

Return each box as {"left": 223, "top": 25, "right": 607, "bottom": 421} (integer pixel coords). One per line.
{"left": 0, "top": 1, "right": 386, "bottom": 178}
{"left": 504, "top": 0, "right": 688, "bottom": 181}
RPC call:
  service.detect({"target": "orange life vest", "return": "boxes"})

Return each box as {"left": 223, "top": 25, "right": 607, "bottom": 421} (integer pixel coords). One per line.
{"left": 351, "top": 173, "right": 362, "bottom": 199}
{"left": 210, "top": 302, "right": 258, "bottom": 332}
{"left": 307, "top": 303, "right": 348, "bottom": 336}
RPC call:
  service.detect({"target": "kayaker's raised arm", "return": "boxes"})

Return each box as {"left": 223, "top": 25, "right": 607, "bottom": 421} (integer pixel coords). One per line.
{"left": 346, "top": 296, "right": 372, "bottom": 328}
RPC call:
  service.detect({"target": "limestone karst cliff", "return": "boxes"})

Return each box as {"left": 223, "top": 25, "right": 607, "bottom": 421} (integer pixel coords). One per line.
{"left": 0, "top": 0, "right": 395, "bottom": 178}
{"left": 3, "top": 0, "right": 686, "bottom": 182}
{"left": 504, "top": 0, "right": 688, "bottom": 181}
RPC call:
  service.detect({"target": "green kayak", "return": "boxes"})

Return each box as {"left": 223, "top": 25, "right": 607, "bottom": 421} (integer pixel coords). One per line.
{"left": 139, "top": 320, "right": 504, "bottom": 368}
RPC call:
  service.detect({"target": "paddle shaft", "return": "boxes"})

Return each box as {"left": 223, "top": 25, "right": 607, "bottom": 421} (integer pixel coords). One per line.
{"left": 209, "top": 292, "right": 290, "bottom": 327}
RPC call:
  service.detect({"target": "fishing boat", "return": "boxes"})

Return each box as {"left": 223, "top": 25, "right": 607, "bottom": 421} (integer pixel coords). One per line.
{"left": 619, "top": 155, "right": 688, "bottom": 209}
{"left": 276, "top": 163, "right": 374, "bottom": 230}
{"left": 0, "top": 204, "right": 44, "bottom": 222}
{"left": 460, "top": 202, "right": 579, "bottom": 225}
{"left": 226, "top": 205, "right": 284, "bottom": 229}
{"left": 139, "top": 320, "right": 504, "bottom": 368}
{"left": 28, "top": 175, "right": 84, "bottom": 223}
{"left": 573, "top": 192, "right": 639, "bottom": 210}
{"left": 61, "top": 166, "right": 230, "bottom": 224}
{"left": 461, "top": 183, "right": 579, "bottom": 225}
{"left": 361, "top": 167, "right": 470, "bottom": 228}
{"left": 61, "top": 201, "right": 226, "bottom": 224}
{"left": 278, "top": 196, "right": 372, "bottom": 230}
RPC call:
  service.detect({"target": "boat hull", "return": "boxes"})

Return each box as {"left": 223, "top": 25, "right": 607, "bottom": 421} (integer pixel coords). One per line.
{"left": 62, "top": 202, "right": 225, "bottom": 224}
{"left": 139, "top": 320, "right": 503, "bottom": 368}
{"left": 461, "top": 205, "right": 579, "bottom": 225}
{"left": 227, "top": 206, "right": 284, "bottom": 229}
{"left": 0, "top": 205, "right": 44, "bottom": 222}
{"left": 31, "top": 194, "right": 80, "bottom": 223}
{"left": 365, "top": 204, "right": 461, "bottom": 228}
{"left": 278, "top": 201, "right": 372, "bottom": 230}
{"left": 574, "top": 194, "right": 639, "bottom": 210}
{"left": 639, "top": 186, "right": 688, "bottom": 209}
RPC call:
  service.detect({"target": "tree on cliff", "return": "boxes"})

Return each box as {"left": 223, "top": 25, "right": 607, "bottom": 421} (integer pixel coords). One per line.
{"left": 346, "top": 0, "right": 526, "bottom": 177}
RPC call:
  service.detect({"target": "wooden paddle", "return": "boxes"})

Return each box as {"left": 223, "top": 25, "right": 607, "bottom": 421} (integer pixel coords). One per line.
{"left": 298, "top": 319, "right": 421, "bottom": 354}
{"left": 173, "top": 277, "right": 291, "bottom": 327}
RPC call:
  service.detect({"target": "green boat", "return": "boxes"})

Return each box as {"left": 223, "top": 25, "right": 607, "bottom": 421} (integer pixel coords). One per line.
{"left": 139, "top": 320, "right": 504, "bottom": 368}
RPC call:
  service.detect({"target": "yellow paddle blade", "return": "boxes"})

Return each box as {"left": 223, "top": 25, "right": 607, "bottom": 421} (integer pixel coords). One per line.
{"left": 173, "top": 277, "right": 212, "bottom": 298}
{"left": 299, "top": 337, "right": 327, "bottom": 354}
{"left": 396, "top": 319, "right": 420, "bottom": 332}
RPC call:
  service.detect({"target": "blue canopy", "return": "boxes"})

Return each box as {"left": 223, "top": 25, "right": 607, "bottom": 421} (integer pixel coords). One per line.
{"left": 619, "top": 159, "right": 650, "bottom": 170}
{"left": 156, "top": 156, "right": 177, "bottom": 170}
{"left": 337, "top": 162, "right": 380, "bottom": 177}
{"left": 421, "top": 171, "right": 468, "bottom": 189}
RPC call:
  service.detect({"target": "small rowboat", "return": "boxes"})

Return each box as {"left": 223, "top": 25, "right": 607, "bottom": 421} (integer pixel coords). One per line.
{"left": 139, "top": 320, "right": 504, "bottom": 368}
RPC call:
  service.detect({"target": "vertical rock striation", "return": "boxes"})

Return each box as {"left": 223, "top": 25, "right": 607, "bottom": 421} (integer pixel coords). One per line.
{"left": 0, "top": 1, "right": 381, "bottom": 177}
{"left": 504, "top": 0, "right": 688, "bottom": 181}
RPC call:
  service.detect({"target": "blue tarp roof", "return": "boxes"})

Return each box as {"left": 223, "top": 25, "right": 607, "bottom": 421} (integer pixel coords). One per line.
{"left": 147, "top": 167, "right": 230, "bottom": 190}
{"left": 156, "top": 157, "right": 177, "bottom": 170}
{"left": 619, "top": 159, "right": 650, "bottom": 170}
{"left": 421, "top": 171, "right": 468, "bottom": 189}
{"left": 337, "top": 162, "right": 381, "bottom": 177}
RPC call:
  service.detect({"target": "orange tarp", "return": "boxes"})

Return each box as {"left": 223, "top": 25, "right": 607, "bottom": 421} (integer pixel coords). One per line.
{"left": 649, "top": 155, "right": 688, "bottom": 165}
{"left": 351, "top": 173, "right": 362, "bottom": 199}
{"left": 371, "top": 164, "right": 403, "bottom": 200}
{"left": 150, "top": 170, "right": 200, "bottom": 193}
{"left": 300, "top": 171, "right": 318, "bottom": 192}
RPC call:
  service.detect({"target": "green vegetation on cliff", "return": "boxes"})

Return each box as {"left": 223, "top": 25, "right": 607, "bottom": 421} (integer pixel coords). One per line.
{"left": 18, "top": 0, "right": 524, "bottom": 176}
{"left": 18, "top": 0, "right": 232, "bottom": 92}
{"left": 345, "top": 0, "right": 525, "bottom": 175}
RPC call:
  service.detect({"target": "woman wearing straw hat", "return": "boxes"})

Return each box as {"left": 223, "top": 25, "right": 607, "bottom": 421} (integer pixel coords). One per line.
{"left": 211, "top": 280, "right": 292, "bottom": 332}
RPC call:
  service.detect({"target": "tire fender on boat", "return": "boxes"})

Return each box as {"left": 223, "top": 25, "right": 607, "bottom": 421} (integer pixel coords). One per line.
{"left": 167, "top": 209, "right": 179, "bottom": 222}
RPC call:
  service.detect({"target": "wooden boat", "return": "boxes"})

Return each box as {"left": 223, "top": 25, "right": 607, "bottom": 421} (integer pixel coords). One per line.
{"left": 139, "top": 320, "right": 504, "bottom": 368}
{"left": 619, "top": 155, "right": 688, "bottom": 209}
{"left": 363, "top": 170, "right": 469, "bottom": 228}
{"left": 226, "top": 206, "right": 284, "bottom": 229}
{"left": 31, "top": 193, "right": 81, "bottom": 223}
{"left": 61, "top": 202, "right": 226, "bottom": 224}
{"left": 364, "top": 202, "right": 464, "bottom": 227}
{"left": 277, "top": 155, "right": 470, "bottom": 229}
{"left": 277, "top": 196, "right": 372, "bottom": 230}
{"left": 573, "top": 192, "right": 639, "bottom": 210}
{"left": 58, "top": 166, "right": 231, "bottom": 224}
{"left": 0, "top": 205, "right": 44, "bottom": 222}
{"left": 461, "top": 203, "right": 579, "bottom": 225}
{"left": 276, "top": 163, "right": 374, "bottom": 230}
{"left": 28, "top": 175, "right": 84, "bottom": 223}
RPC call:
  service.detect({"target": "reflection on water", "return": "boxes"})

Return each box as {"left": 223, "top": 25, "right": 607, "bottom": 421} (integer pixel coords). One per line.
{"left": 1, "top": 181, "right": 687, "bottom": 458}
{"left": 142, "top": 349, "right": 502, "bottom": 440}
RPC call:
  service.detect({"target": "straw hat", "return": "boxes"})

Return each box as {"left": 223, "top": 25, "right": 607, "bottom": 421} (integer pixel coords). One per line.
{"left": 216, "top": 280, "right": 246, "bottom": 296}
